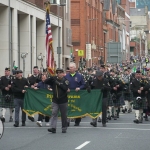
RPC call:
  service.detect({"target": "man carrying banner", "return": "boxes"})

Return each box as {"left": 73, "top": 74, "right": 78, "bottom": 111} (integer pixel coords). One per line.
{"left": 45, "top": 68, "right": 69, "bottom": 133}
{"left": 65, "top": 62, "right": 85, "bottom": 126}
{"left": 11, "top": 70, "right": 29, "bottom": 127}
{"left": 34, "top": 74, "right": 50, "bottom": 127}
{"left": 27, "top": 66, "right": 41, "bottom": 122}
{"left": 90, "top": 71, "right": 111, "bottom": 127}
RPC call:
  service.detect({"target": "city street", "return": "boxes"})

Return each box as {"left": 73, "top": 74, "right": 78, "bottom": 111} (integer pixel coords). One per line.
{"left": 0, "top": 111, "right": 150, "bottom": 150}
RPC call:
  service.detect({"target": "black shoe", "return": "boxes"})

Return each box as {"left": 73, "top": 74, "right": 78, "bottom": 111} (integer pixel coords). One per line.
{"left": 122, "top": 109, "right": 125, "bottom": 113}
{"left": 133, "top": 119, "right": 139, "bottom": 124}
{"left": 22, "top": 121, "right": 26, "bottom": 126}
{"left": 90, "top": 122, "right": 97, "bottom": 127}
{"left": 111, "top": 115, "right": 114, "bottom": 118}
{"left": 102, "top": 124, "right": 107, "bottom": 127}
{"left": 9, "top": 116, "right": 13, "bottom": 122}
{"left": 71, "top": 119, "right": 74, "bottom": 122}
{"left": 1, "top": 117, "right": 5, "bottom": 122}
{"left": 74, "top": 123, "right": 79, "bottom": 126}
{"left": 107, "top": 116, "right": 111, "bottom": 120}
{"left": 117, "top": 113, "right": 119, "bottom": 118}
{"left": 145, "top": 116, "right": 149, "bottom": 121}
{"left": 48, "top": 128, "right": 56, "bottom": 133}
{"left": 128, "top": 109, "right": 132, "bottom": 113}
{"left": 28, "top": 116, "right": 34, "bottom": 122}
{"left": 62, "top": 130, "right": 67, "bottom": 133}
{"left": 114, "top": 115, "right": 117, "bottom": 120}
{"left": 98, "top": 117, "right": 101, "bottom": 122}
{"left": 14, "top": 122, "right": 19, "bottom": 127}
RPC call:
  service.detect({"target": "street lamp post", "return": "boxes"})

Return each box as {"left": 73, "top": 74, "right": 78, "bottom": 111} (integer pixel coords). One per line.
{"left": 57, "top": 5, "right": 61, "bottom": 68}
{"left": 87, "top": 18, "right": 98, "bottom": 67}
{"left": 57, "top": 3, "right": 66, "bottom": 68}
{"left": 21, "top": 52, "right": 28, "bottom": 77}
{"left": 37, "top": 53, "right": 45, "bottom": 73}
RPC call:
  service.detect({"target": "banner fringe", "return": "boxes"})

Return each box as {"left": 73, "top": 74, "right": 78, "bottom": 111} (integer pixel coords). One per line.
{"left": 23, "top": 109, "right": 102, "bottom": 119}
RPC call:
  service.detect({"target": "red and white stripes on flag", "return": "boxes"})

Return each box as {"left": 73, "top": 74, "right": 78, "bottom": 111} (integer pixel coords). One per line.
{"left": 46, "top": 11, "right": 54, "bottom": 70}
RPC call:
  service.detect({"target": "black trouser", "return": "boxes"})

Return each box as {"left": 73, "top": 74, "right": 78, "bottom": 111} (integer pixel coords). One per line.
{"left": 14, "top": 98, "right": 26, "bottom": 123}
{"left": 102, "top": 98, "right": 108, "bottom": 124}
{"left": 50, "top": 102, "right": 68, "bottom": 130}
{"left": 38, "top": 114, "right": 50, "bottom": 122}
{"left": 75, "top": 118, "right": 81, "bottom": 124}
{"left": 93, "top": 97, "right": 108, "bottom": 124}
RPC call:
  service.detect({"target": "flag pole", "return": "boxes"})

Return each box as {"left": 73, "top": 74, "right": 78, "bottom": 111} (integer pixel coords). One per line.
{"left": 44, "top": 1, "right": 56, "bottom": 76}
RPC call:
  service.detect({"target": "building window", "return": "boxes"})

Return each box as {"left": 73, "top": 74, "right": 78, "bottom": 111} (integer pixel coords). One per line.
{"left": 71, "top": 19, "right": 80, "bottom": 25}
{"left": 66, "top": 28, "right": 72, "bottom": 46}
{"left": 130, "top": 47, "right": 134, "bottom": 52}
{"left": 117, "top": 0, "right": 121, "bottom": 4}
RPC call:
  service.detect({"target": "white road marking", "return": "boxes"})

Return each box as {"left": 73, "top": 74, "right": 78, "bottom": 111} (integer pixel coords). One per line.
{"left": 67, "top": 122, "right": 150, "bottom": 125}
{"left": 4, "top": 127, "right": 150, "bottom": 131}
{"left": 115, "top": 133, "right": 122, "bottom": 138}
{"left": 5, "top": 122, "right": 150, "bottom": 125}
{"left": 75, "top": 141, "right": 90, "bottom": 149}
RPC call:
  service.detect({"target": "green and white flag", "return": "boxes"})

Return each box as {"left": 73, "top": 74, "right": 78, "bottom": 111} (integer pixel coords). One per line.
{"left": 23, "top": 88, "right": 103, "bottom": 119}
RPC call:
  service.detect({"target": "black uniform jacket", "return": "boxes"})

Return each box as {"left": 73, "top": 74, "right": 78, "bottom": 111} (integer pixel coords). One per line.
{"left": 91, "top": 77, "right": 111, "bottom": 98}
{"left": 130, "top": 78, "right": 147, "bottom": 98}
{"left": 0, "top": 75, "right": 13, "bottom": 95}
{"left": 28, "top": 75, "right": 41, "bottom": 86}
{"left": 11, "top": 77, "right": 29, "bottom": 99}
{"left": 109, "top": 76, "right": 124, "bottom": 94}
{"left": 45, "top": 76, "right": 69, "bottom": 104}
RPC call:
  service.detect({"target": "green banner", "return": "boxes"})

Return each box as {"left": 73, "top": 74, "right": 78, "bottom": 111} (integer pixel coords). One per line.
{"left": 23, "top": 88, "right": 102, "bottom": 119}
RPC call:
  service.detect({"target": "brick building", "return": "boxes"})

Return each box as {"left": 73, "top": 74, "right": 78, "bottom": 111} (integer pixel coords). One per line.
{"left": 71, "top": 0, "right": 122, "bottom": 67}
{"left": 0, "top": 0, "right": 71, "bottom": 76}
{"left": 117, "top": 0, "right": 130, "bottom": 61}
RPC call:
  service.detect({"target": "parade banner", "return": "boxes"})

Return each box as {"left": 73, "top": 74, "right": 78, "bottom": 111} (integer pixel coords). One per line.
{"left": 23, "top": 88, "right": 102, "bottom": 119}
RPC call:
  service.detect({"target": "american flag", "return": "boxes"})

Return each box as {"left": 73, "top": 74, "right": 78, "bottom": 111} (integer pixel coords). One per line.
{"left": 46, "top": 11, "right": 54, "bottom": 71}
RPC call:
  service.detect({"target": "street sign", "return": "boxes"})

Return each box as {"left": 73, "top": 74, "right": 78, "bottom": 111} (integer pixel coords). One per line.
{"left": 86, "top": 44, "right": 91, "bottom": 59}
{"left": 78, "top": 50, "right": 84, "bottom": 56}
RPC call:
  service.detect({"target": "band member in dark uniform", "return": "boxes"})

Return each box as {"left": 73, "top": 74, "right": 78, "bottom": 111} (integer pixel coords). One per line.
{"left": 130, "top": 70, "right": 147, "bottom": 123}
{"left": 0, "top": 68, "right": 14, "bottom": 122}
{"left": 90, "top": 71, "right": 111, "bottom": 127}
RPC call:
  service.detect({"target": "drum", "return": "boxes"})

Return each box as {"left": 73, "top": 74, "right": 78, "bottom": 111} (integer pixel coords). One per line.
{"left": 0, "top": 119, "right": 4, "bottom": 139}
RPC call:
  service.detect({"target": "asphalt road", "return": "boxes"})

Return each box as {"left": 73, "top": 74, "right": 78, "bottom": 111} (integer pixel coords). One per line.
{"left": 0, "top": 111, "right": 150, "bottom": 150}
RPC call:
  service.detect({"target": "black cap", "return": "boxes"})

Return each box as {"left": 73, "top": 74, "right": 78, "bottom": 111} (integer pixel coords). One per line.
{"left": 43, "top": 68, "right": 47, "bottom": 72}
{"left": 136, "top": 70, "right": 141, "bottom": 73}
{"left": 56, "top": 68, "right": 64, "bottom": 73}
{"left": 33, "top": 66, "right": 38, "bottom": 69}
{"left": 87, "top": 68, "right": 92, "bottom": 72}
{"left": 5, "top": 67, "right": 10, "bottom": 71}
{"left": 110, "top": 69, "right": 115, "bottom": 73}
{"left": 15, "top": 70, "right": 23, "bottom": 74}
{"left": 96, "top": 71, "right": 103, "bottom": 77}
{"left": 100, "top": 64, "right": 105, "bottom": 68}
{"left": 66, "top": 67, "right": 70, "bottom": 71}
{"left": 127, "top": 67, "right": 131, "bottom": 69}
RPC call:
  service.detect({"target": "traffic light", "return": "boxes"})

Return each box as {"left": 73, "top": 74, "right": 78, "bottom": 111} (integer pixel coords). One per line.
{"left": 73, "top": 56, "right": 75, "bottom": 62}
{"left": 130, "top": 21, "right": 132, "bottom": 28}
{"left": 83, "top": 58, "right": 86, "bottom": 67}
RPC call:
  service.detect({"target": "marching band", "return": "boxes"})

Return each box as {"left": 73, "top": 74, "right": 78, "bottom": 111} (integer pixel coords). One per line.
{"left": 0, "top": 62, "right": 150, "bottom": 133}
